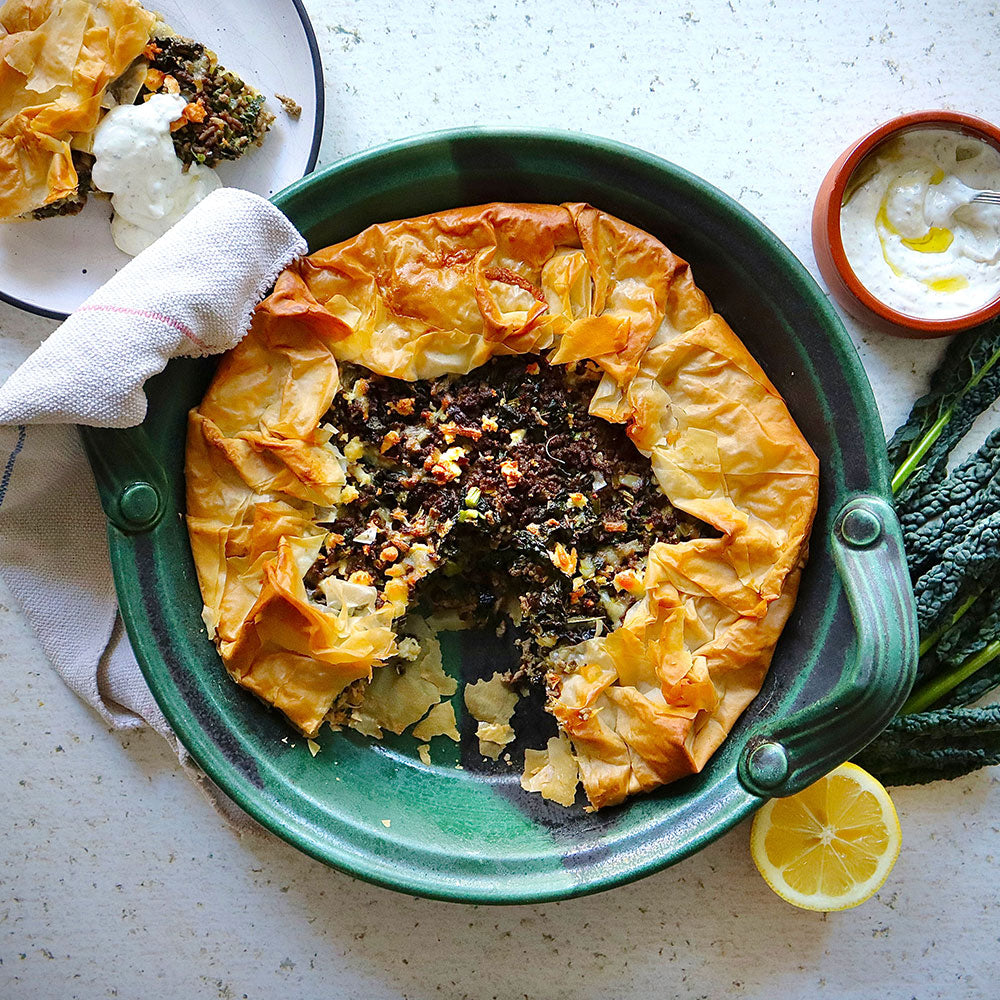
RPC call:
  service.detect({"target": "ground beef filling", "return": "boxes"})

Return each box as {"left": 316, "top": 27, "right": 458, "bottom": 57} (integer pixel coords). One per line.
{"left": 143, "top": 35, "right": 274, "bottom": 167}
{"left": 305, "top": 355, "right": 712, "bottom": 677}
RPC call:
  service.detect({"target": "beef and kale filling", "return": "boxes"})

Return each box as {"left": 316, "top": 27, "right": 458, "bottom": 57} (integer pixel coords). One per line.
{"left": 305, "top": 355, "right": 713, "bottom": 676}
{"left": 142, "top": 35, "right": 274, "bottom": 167}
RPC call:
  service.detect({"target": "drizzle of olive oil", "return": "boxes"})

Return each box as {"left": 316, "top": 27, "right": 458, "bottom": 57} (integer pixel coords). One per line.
{"left": 875, "top": 202, "right": 905, "bottom": 276}
{"left": 876, "top": 186, "right": 954, "bottom": 272}
{"left": 901, "top": 226, "right": 954, "bottom": 253}
{"left": 900, "top": 168, "right": 951, "bottom": 251}
{"left": 925, "top": 275, "right": 969, "bottom": 294}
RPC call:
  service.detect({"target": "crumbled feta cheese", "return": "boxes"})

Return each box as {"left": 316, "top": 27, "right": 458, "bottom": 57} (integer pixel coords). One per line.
{"left": 397, "top": 637, "right": 421, "bottom": 661}
{"left": 344, "top": 437, "right": 365, "bottom": 462}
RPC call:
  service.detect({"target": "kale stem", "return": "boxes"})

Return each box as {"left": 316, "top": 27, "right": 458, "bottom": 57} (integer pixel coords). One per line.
{"left": 891, "top": 341, "right": 1000, "bottom": 495}
{"left": 891, "top": 410, "right": 951, "bottom": 494}
{"left": 901, "top": 639, "right": 1000, "bottom": 715}
{"left": 919, "top": 592, "right": 981, "bottom": 657}
{"left": 964, "top": 341, "right": 1000, "bottom": 392}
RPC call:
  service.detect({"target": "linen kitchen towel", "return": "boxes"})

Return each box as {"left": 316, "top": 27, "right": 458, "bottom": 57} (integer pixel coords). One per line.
{"left": 0, "top": 188, "right": 306, "bottom": 825}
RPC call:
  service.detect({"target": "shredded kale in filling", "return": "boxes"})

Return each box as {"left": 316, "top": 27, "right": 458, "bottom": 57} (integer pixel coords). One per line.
{"left": 305, "top": 355, "right": 713, "bottom": 677}
{"left": 143, "top": 35, "right": 274, "bottom": 167}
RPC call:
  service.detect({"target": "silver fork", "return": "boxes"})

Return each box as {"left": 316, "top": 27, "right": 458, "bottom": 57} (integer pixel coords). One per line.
{"left": 971, "top": 190, "right": 1000, "bottom": 206}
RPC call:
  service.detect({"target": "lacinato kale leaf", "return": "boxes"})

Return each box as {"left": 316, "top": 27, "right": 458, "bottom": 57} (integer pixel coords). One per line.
{"left": 861, "top": 322, "right": 1000, "bottom": 784}
{"left": 936, "top": 582, "right": 1000, "bottom": 670}
{"left": 890, "top": 321, "right": 1000, "bottom": 516}
{"left": 913, "top": 510, "right": 1000, "bottom": 633}
{"left": 855, "top": 706, "right": 1000, "bottom": 785}
{"left": 900, "top": 427, "right": 1000, "bottom": 577}
{"left": 940, "top": 653, "right": 1000, "bottom": 710}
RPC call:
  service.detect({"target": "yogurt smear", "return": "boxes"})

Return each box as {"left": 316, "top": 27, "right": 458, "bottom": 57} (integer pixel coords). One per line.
{"left": 92, "top": 93, "right": 221, "bottom": 256}
{"left": 839, "top": 128, "right": 1000, "bottom": 319}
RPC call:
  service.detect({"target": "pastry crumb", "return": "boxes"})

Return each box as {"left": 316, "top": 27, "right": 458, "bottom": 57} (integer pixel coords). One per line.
{"left": 275, "top": 92, "right": 302, "bottom": 117}
{"left": 466, "top": 674, "right": 519, "bottom": 757}
{"left": 412, "top": 700, "right": 459, "bottom": 742}
{"left": 521, "top": 734, "right": 579, "bottom": 807}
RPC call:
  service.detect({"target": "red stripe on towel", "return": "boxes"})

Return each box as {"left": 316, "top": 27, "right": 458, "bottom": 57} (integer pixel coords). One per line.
{"left": 75, "top": 304, "right": 210, "bottom": 352}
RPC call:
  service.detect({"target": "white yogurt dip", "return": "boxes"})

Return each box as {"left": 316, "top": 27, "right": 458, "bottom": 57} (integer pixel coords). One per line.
{"left": 92, "top": 93, "right": 221, "bottom": 256}
{"left": 839, "top": 128, "right": 1000, "bottom": 319}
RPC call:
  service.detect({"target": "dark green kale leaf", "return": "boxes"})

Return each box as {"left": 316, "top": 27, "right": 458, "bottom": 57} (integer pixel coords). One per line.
{"left": 900, "top": 427, "right": 1000, "bottom": 578}
{"left": 935, "top": 581, "right": 1000, "bottom": 671}
{"left": 913, "top": 510, "right": 1000, "bottom": 633}
{"left": 855, "top": 705, "right": 1000, "bottom": 785}
{"left": 868, "top": 323, "right": 1000, "bottom": 781}
{"left": 890, "top": 321, "right": 1000, "bottom": 520}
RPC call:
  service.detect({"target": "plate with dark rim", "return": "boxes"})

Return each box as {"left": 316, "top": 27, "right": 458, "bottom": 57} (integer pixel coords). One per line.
{"left": 83, "top": 128, "right": 916, "bottom": 904}
{"left": 0, "top": 0, "right": 324, "bottom": 321}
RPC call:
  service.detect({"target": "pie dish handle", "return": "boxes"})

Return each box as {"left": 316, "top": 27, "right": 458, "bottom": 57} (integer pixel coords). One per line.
{"left": 79, "top": 425, "right": 169, "bottom": 534}
{"left": 738, "top": 495, "right": 918, "bottom": 799}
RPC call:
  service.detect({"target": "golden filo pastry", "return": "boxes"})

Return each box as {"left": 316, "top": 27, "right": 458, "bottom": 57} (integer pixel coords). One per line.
{"left": 185, "top": 202, "right": 819, "bottom": 810}
{"left": 0, "top": 0, "right": 156, "bottom": 219}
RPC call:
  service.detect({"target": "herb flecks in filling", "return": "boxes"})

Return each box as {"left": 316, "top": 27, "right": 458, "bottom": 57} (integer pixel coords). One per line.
{"left": 305, "top": 355, "right": 711, "bottom": 678}
{"left": 142, "top": 35, "right": 274, "bottom": 167}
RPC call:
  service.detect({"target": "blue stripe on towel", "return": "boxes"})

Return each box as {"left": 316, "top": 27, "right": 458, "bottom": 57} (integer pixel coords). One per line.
{"left": 0, "top": 424, "right": 26, "bottom": 510}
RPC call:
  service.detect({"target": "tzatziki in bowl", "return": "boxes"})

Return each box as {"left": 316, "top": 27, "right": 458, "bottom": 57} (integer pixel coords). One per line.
{"left": 813, "top": 111, "right": 1000, "bottom": 338}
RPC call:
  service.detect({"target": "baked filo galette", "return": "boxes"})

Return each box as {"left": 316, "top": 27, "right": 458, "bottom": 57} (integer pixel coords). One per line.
{"left": 186, "top": 202, "right": 819, "bottom": 810}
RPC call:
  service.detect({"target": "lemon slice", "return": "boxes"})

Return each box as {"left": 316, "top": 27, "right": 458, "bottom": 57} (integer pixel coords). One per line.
{"left": 750, "top": 762, "right": 901, "bottom": 911}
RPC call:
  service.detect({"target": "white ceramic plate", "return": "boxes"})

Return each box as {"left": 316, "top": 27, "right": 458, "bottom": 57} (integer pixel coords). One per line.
{"left": 0, "top": 0, "right": 324, "bottom": 320}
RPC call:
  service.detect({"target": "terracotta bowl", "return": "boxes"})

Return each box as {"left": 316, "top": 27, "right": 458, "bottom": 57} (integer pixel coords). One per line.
{"left": 812, "top": 110, "right": 1000, "bottom": 339}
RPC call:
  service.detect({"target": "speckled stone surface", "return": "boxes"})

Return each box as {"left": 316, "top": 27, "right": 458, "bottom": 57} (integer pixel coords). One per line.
{"left": 2, "top": 2, "right": 999, "bottom": 997}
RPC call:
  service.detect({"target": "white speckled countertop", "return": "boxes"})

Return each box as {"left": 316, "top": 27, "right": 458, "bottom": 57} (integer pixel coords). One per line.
{"left": 2, "top": 2, "right": 998, "bottom": 997}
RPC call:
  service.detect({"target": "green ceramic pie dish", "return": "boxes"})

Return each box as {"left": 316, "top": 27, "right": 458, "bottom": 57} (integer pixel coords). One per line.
{"left": 81, "top": 128, "right": 918, "bottom": 904}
